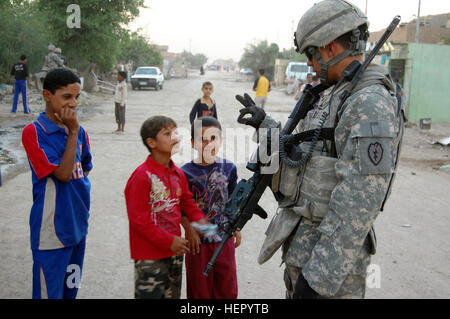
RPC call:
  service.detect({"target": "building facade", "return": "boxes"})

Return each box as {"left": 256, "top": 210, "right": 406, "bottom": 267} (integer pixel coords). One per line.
{"left": 389, "top": 42, "right": 450, "bottom": 123}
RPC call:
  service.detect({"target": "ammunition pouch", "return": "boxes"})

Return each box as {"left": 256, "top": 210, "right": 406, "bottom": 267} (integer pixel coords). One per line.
{"left": 276, "top": 155, "right": 338, "bottom": 222}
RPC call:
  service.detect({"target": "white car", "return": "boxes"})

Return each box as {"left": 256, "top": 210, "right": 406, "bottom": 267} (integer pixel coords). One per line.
{"left": 240, "top": 68, "right": 253, "bottom": 75}
{"left": 131, "top": 67, "right": 164, "bottom": 90}
{"left": 285, "top": 62, "right": 314, "bottom": 83}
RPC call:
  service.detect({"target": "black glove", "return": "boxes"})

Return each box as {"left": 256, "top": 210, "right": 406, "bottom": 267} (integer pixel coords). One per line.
{"left": 236, "top": 93, "right": 256, "bottom": 107}
{"left": 236, "top": 93, "right": 266, "bottom": 129}
{"left": 293, "top": 272, "right": 319, "bottom": 299}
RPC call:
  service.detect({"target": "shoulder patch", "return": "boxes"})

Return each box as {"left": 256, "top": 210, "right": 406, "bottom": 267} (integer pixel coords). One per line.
{"left": 368, "top": 142, "right": 383, "bottom": 166}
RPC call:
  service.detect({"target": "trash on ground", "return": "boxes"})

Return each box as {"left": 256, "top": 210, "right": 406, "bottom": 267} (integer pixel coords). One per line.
{"left": 419, "top": 118, "right": 431, "bottom": 130}
{"left": 431, "top": 136, "right": 450, "bottom": 146}
{"left": 401, "top": 224, "right": 412, "bottom": 228}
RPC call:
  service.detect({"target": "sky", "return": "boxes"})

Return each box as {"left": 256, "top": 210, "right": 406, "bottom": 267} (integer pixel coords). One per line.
{"left": 129, "top": 0, "right": 450, "bottom": 62}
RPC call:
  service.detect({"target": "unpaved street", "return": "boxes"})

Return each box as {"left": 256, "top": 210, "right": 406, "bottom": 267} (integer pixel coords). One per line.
{"left": 1, "top": 70, "right": 449, "bottom": 298}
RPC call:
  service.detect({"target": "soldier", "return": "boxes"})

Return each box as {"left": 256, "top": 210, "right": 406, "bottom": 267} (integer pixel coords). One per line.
{"left": 55, "top": 47, "right": 68, "bottom": 66}
{"left": 238, "top": 0, "right": 405, "bottom": 298}
{"left": 42, "top": 44, "right": 65, "bottom": 73}
{"left": 35, "top": 44, "right": 66, "bottom": 91}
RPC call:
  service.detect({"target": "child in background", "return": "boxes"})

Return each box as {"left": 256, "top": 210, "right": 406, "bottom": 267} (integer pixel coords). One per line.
{"left": 114, "top": 71, "right": 127, "bottom": 133}
{"left": 124, "top": 115, "right": 209, "bottom": 299}
{"left": 181, "top": 116, "right": 241, "bottom": 299}
{"left": 189, "top": 81, "right": 218, "bottom": 124}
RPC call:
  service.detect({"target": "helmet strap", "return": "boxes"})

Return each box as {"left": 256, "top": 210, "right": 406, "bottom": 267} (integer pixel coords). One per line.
{"left": 309, "top": 28, "right": 365, "bottom": 85}
{"left": 309, "top": 47, "right": 352, "bottom": 85}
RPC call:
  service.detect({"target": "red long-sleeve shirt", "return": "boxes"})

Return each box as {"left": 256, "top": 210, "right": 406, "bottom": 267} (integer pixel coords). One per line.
{"left": 124, "top": 155, "right": 205, "bottom": 260}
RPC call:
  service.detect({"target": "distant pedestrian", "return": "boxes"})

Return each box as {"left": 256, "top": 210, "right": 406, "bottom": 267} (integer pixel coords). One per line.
{"left": 253, "top": 69, "right": 271, "bottom": 109}
{"left": 11, "top": 54, "right": 30, "bottom": 114}
{"left": 189, "top": 81, "right": 218, "bottom": 124}
{"left": 114, "top": 71, "right": 127, "bottom": 133}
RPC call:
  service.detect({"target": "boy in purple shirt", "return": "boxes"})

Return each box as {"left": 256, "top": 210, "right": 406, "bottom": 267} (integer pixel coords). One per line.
{"left": 181, "top": 116, "right": 241, "bottom": 299}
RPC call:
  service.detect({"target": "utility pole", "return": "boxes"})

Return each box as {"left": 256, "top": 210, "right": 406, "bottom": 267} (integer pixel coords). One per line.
{"left": 365, "top": 0, "right": 368, "bottom": 15}
{"left": 415, "top": 0, "right": 422, "bottom": 43}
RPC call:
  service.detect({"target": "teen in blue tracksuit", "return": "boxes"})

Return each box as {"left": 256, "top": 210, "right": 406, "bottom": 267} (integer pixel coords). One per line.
{"left": 22, "top": 68, "right": 93, "bottom": 299}
{"left": 11, "top": 54, "right": 30, "bottom": 114}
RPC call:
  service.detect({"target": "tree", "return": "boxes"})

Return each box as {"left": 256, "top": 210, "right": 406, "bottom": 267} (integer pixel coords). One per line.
{"left": 34, "top": 0, "right": 145, "bottom": 72}
{"left": 0, "top": 1, "right": 53, "bottom": 82}
{"left": 239, "top": 41, "right": 280, "bottom": 80}
{"left": 181, "top": 51, "right": 208, "bottom": 68}
{"left": 119, "top": 32, "right": 163, "bottom": 68}
{"left": 278, "top": 48, "right": 308, "bottom": 63}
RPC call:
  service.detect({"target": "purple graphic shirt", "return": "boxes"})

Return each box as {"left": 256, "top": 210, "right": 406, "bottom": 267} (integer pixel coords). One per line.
{"left": 181, "top": 157, "right": 237, "bottom": 243}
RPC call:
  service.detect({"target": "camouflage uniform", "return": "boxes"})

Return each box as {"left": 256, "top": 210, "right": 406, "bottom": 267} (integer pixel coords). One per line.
{"left": 55, "top": 48, "right": 68, "bottom": 66}
{"left": 42, "top": 45, "right": 65, "bottom": 72}
{"left": 134, "top": 255, "right": 183, "bottom": 299}
{"left": 257, "top": 0, "right": 405, "bottom": 298}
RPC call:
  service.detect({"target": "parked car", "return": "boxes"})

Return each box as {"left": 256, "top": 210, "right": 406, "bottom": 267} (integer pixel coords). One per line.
{"left": 131, "top": 67, "right": 164, "bottom": 90}
{"left": 285, "top": 62, "right": 314, "bottom": 83}
{"left": 240, "top": 68, "right": 253, "bottom": 75}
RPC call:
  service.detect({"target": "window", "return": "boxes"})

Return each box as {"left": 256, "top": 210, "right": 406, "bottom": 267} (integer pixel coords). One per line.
{"left": 135, "top": 68, "right": 157, "bottom": 75}
{"left": 291, "top": 64, "right": 308, "bottom": 73}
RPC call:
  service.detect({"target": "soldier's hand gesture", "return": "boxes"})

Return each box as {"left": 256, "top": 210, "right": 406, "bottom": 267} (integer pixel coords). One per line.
{"left": 236, "top": 93, "right": 266, "bottom": 129}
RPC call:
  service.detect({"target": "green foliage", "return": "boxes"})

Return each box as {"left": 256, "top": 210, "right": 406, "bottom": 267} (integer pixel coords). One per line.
{"left": 0, "top": 1, "right": 52, "bottom": 82}
{"left": 0, "top": 0, "right": 163, "bottom": 80}
{"left": 34, "top": 0, "right": 146, "bottom": 72}
{"left": 441, "top": 37, "right": 450, "bottom": 45}
{"left": 238, "top": 41, "right": 280, "bottom": 80}
{"left": 278, "top": 48, "right": 307, "bottom": 62}
{"left": 181, "top": 51, "right": 208, "bottom": 68}
{"left": 119, "top": 32, "right": 163, "bottom": 68}
{"left": 238, "top": 42, "right": 308, "bottom": 81}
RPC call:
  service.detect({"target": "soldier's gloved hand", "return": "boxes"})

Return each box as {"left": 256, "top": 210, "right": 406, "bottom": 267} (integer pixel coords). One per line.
{"left": 293, "top": 272, "right": 319, "bottom": 299}
{"left": 236, "top": 93, "right": 256, "bottom": 107}
{"left": 236, "top": 93, "right": 265, "bottom": 129}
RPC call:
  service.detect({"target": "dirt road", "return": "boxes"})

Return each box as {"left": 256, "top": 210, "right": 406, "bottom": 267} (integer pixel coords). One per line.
{"left": 0, "top": 70, "right": 449, "bottom": 298}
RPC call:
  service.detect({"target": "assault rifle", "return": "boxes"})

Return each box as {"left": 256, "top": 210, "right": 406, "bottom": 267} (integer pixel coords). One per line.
{"left": 203, "top": 15, "right": 401, "bottom": 276}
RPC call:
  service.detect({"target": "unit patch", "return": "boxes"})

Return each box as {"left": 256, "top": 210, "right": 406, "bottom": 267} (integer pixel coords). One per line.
{"left": 368, "top": 142, "right": 383, "bottom": 166}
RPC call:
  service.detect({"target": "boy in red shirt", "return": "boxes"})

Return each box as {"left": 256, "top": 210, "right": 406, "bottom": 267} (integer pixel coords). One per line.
{"left": 124, "top": 115, "right": 208, "bottom": 299}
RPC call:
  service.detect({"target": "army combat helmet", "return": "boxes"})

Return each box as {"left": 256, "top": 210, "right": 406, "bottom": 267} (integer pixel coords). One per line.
{"left": 48, "top": 44, "right": 56, "bottom": 51}
{"left": 294, "top": 0, "right": 369, "bottom": 84}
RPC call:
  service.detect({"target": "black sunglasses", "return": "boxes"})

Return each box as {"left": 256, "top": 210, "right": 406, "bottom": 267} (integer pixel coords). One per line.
{"left": 305, "top": 48, "right": 314, "bottom": 61}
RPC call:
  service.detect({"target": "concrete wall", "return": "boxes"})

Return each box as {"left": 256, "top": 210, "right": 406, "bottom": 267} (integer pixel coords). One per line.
{"left": 405, "top": 43, "right": 450, "bottom": 122}
{"left": 274, "top": 58, "right": 289, "bottom": 87}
